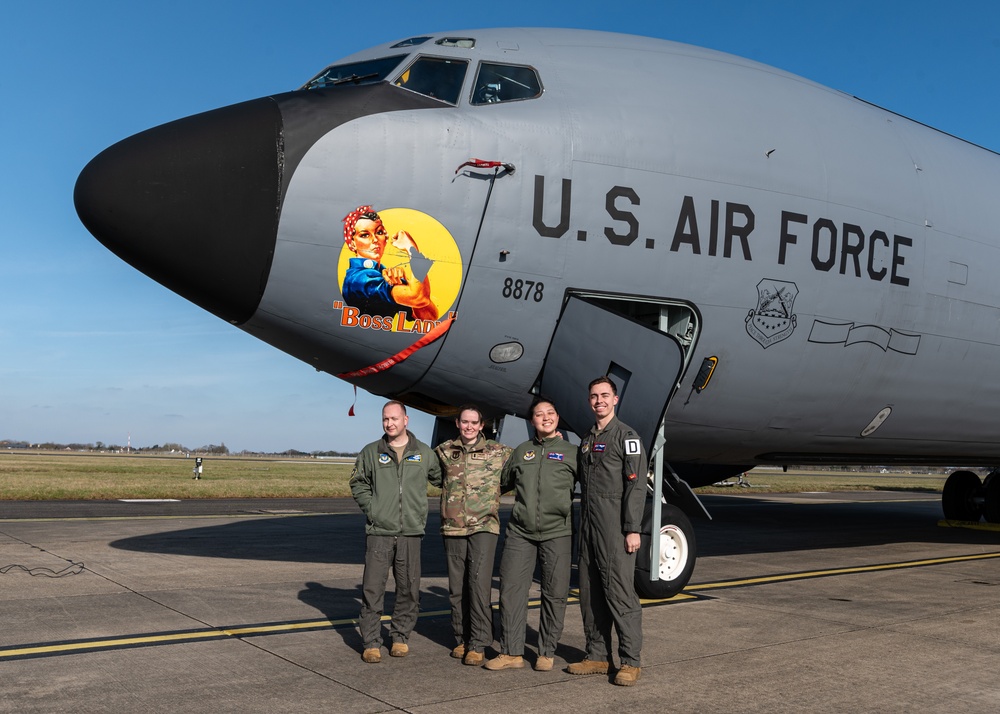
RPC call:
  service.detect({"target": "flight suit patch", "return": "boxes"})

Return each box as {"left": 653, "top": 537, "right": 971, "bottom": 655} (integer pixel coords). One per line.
{"left": 624, "top": 439, "right": 641, "bottom": 455}
{"left": 547, "top": 452, "right": 564, "bottom": 461}
{"left": 523, "top": 450, "right": 536, "bottom": 461}
{"left": 592, "top": 443, "right": 607, "bottom": 452}
{"left": 405, "top": 454, "right": 422, "bottom": 462}
{"left": 378, "top": 453, "right": 391, "bottom": 464}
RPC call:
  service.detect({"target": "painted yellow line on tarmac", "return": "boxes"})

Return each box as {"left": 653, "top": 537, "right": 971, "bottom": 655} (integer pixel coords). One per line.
{"left": 1, "top": 629, "right": 231, "bottom": 659}
{"left": 0, "top": 619, "right": 344, "bottom": 660}
{"left": 0, "top": 513, "right": 332, "bottom": 524}
{"left": 220, "top": 619, "right": 342, "bottom": 637}
{"left": 0, "top": 594, "right": 668, "bottom": 661}
{"left": 938, "top": 519, "right": 1000, "bottom": 532}
{"left": 685, "top": 550, "right": 1000, "bottom": 592}
{"left": 5, "top": 550, "right": 998, "bottom": 661}
{"left": 0, "top": 608, "right": 469, "bottom": 661}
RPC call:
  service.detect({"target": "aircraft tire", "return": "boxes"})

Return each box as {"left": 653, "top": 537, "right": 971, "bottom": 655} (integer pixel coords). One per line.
{"left": 942, "top": 470, "right": 983, "bottom": 521}
{"left": 983, "top": 472, "right": 1000, "bottom": 523}
{"left": 635, "top": 501, "right": 696, "bottom": 599}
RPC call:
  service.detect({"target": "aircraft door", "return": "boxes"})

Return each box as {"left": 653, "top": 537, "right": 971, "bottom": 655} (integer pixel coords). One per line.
{"left": 539, "top": 295, "right": 685, "bottom": 451}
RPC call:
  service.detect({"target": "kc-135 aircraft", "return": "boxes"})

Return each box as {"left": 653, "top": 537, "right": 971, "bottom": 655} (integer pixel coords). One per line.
{"left": 75, "top": 28, "right": 1000, "bottom": 598}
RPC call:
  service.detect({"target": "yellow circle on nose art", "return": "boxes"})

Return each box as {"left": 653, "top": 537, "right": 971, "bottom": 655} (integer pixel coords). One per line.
{"left": 338, "top": 207, "right": 463, "bottom": 332}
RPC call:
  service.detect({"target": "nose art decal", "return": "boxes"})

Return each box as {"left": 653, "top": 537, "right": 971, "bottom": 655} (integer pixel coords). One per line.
{"left": 335, "top": 206, "right": 462, "bottom": 334}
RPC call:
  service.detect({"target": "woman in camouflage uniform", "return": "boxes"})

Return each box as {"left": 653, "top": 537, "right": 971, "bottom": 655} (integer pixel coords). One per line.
{"left": 434, "top": 405, "right": 511, "bottom": 665}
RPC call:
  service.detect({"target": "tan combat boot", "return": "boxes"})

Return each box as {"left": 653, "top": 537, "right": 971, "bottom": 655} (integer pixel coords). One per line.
{"left": 462, "top": 649, "right": 485, "bottom": 666}
{"left": 362, "top": 647, "right": 381, "bottom": 663}
{"left": 484, "top": 654, "right": 525, "bottom": 670}
{"left": 614, "top": 664, "right": 641, "bottom": 686}
{"left": 566, "top": 658, "right": 609, "bottom": 676}
{"left": 534, "top": 656, "right": 554, "bottom": 672}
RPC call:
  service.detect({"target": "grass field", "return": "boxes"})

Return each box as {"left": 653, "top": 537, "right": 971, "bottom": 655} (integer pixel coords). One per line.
{"left": 0, "top": 451, "right": 955, "bottom": 501}
{"left": 0, "top": 452, "right": 357, "bottom": 500}
{"left": 696, "top": 467, "right": 948, "bottom": 495}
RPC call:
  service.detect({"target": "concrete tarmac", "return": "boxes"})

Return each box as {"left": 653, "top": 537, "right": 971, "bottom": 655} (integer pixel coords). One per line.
{"left": 2, "top": 491, "right": 999, "bottom": 713}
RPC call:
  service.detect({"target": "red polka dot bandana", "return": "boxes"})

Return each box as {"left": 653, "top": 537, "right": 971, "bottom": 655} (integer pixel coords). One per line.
{"left": 342, "top": 205, "right": 377, "bottom": 244}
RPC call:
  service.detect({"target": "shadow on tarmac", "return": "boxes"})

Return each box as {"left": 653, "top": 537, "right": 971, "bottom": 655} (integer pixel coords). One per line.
{"left": 694, "top": 494, "right": 999, "bottom": 557}
{"left": 108, "top": 495, "right": 997, "bottom": 568}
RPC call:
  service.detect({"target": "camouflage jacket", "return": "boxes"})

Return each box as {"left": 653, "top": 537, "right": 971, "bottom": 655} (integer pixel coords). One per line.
{"left": 435, "top": 435, "right": 512, "bottom": 536}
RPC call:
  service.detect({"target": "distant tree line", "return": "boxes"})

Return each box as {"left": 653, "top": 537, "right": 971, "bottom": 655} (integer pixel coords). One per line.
{"left": 0, "top": 439, "right": 356, "bottom": 457}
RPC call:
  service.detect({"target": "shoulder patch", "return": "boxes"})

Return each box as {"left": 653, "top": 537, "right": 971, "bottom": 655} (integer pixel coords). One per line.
{"left": 624, "top": 438, "right": 642, "bottom": 455}
{"left": 378, "top": 453, "right": 391, "bottom": 464}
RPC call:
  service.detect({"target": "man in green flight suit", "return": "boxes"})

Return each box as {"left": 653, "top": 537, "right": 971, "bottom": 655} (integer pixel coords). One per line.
{"left": 350, "top": 400, "right": 442, "bottom": 663}
{"left": 568, "top": 377, "right": 648, "bottom": 686}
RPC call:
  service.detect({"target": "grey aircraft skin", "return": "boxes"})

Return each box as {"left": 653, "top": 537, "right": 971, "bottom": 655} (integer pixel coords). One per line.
{"left": 75, "top": 28, "right": 1000, "bottom": 596}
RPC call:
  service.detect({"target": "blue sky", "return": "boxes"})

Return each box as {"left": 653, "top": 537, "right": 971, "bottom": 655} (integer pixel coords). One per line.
{"left": 2, "top": 1, "right": 998, "bottom": 453}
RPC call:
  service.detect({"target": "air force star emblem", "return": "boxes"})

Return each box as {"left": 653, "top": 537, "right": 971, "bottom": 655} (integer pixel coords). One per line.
{"left": 746, "top": 278, "right": 798, "bottom": 348}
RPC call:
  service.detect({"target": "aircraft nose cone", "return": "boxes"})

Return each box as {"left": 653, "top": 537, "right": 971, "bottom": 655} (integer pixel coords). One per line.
{"left": 74, "top": 97, "right": 283, "bottom": 325}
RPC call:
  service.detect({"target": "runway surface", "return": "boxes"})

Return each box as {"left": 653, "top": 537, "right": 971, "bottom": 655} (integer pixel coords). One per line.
{"left": 2, "top": 491, "right": 999, "bottom": 713}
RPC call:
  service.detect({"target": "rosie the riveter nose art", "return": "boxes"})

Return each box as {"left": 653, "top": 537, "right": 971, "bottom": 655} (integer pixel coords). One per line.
{"left": 335, "top": 206, "right": 462, "bottom": 334}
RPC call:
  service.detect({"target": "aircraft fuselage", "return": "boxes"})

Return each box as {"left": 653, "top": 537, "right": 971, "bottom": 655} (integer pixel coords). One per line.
{"left": 75, "top": 28, "right": 1000, "bottom": 473}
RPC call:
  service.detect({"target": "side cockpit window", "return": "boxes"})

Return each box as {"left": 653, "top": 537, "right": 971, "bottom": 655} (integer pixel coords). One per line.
{"left": 393, "top": 56, "right": 469, "bottom": 105}
{"left": 392, "top": 37, "right": 432, "bottom": 48}
{"left": 471, "top": 63, "right": 542, "bottom": 105}
{"left": 302, "top": 55, "right": 408, "bottom": 90}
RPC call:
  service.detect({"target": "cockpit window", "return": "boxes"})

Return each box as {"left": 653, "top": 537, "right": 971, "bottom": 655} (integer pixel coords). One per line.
{"left": 392, "top": 37, "right": 432, "bottom": 48}
{"left": 301, "top": 55, "right": 407, "bottom": 90}
{"left": 393, "top": 56, "right": 468, "bottom": 105}
{"left": 471, "top": 62, "right": 542, "bottom": 105}
{"left": 435, "top": 38, "right": 476, "bottom": 49}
